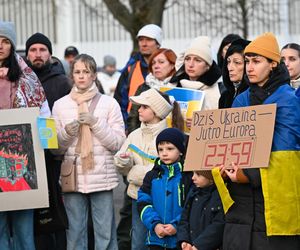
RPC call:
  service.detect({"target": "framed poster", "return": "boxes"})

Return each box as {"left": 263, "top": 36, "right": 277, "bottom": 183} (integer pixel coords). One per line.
{"left": 0, "top": 107, "right": 48, "bottom": 211}
{"left": 185, "top": 104, "right": 276, "bottom": 171}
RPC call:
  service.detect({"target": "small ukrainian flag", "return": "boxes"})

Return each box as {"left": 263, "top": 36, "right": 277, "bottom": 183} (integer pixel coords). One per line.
{"left": 37, "top": 117, "right": 58, "bottom": 149}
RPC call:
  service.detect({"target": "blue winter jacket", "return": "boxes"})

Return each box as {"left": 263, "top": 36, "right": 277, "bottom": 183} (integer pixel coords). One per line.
{"left": 137, "top": 159, "right": 192, "bottom": 248}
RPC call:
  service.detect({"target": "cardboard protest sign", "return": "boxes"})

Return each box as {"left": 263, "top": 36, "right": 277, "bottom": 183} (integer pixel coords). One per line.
{"left": 0, "top": 108, "right": 49, "bottom": 211}
{"left": 185, "top": 104, "right": 276, "bottom": 171}
{"left": 160, "top": 87, "right": 205, "bottom": 134}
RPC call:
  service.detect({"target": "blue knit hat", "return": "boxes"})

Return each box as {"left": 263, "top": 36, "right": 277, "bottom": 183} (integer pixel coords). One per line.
{"left": 156, "top": 128, "right": 186, "bottom": 154}
{"left": 0, "top": 21, "right": 16, "bottom": 48}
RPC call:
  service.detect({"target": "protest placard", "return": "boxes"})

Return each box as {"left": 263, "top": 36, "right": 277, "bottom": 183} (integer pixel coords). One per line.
{"left": 0, "top": 108, "right": 49, "bottom": 211}
{"left": 185, "top": 104, "right": 276, "bottom": 171}
{"left": 160, "top": 86, "right": 205, "bottom": 134}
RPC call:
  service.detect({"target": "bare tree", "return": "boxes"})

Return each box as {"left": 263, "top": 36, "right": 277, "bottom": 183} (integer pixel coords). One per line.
{"left": 182, "top": 0, "right": 281, "bottom": 39}
{"left": 103, "top": 0, "right": 168, "bottom": 51}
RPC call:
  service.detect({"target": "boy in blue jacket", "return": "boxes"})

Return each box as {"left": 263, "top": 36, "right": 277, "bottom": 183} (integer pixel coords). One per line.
{"left": 177, "top": 171, "right": 225, "bottom": 250}
{"left": 137, "top": 128, "right": 192, "bottom": 250}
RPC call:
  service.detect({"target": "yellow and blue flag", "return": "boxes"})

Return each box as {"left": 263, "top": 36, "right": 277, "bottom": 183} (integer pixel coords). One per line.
{"left": 231, "top": 84, "right": 300, "bottom": 236}
{"left": 37, "top": 117, "right": 58, "bottom": 149}
{"left": 159, "top": 87, "right": 205, "bottom": 134}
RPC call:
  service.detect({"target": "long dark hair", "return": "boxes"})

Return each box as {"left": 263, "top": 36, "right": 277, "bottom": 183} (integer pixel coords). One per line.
{"left": 1, "top": 46, "right": 22, "bottom": 82}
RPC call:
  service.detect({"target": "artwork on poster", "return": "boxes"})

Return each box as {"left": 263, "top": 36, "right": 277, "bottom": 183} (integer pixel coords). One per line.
{"left": 0, "top": 124, "right": 37, "bottom": 192}
{"left": 0, "top": 108, "right": 49, "bottom": 211}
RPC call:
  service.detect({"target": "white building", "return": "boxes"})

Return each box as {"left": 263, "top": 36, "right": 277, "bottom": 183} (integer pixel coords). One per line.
{"left": 1, "top": 0, "right": 299, "bottom": 68}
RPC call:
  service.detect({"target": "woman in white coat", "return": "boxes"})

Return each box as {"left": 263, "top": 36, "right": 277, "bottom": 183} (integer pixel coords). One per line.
{"left": 52, "top": 54, "right": 125, "bottom": 250}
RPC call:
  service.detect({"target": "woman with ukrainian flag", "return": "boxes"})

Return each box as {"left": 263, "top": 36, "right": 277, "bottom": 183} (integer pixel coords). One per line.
{"left": 114, "top": 88, "right": 184, "bottom": 250}
{"left": 218, "top": 32, "right": 300, "bottom": 249}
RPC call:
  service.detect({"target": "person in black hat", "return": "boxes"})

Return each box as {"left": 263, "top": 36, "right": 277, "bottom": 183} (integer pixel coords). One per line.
{"left": 26, "top": 32, "right": 71, "bottom": 110}
{"left": 137, "top": 128, "right": 192, "bottom": 250}
{"left": 64, "top": 46, "right": 79, "bottom": 66}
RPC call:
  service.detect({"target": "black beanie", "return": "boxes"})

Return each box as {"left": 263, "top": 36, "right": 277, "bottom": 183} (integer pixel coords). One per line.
{"left": 26, "top": 32, "right": 52, "bottom": 56}
{"left": 156, "top": 128, "right": 186, "bottom": 154}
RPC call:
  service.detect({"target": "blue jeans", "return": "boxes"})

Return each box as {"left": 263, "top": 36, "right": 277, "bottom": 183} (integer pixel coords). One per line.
{"left": 0, "top": 209, "right": 35, "bottom": 250}
{"left": 131, "top": 199, "right": 147, "bottom": 250}
{"left": 64, "top": 191, "right": 118, "bottom": 250}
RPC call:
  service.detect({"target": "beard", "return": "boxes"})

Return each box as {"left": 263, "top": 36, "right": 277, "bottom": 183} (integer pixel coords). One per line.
{"left": 28, "top": 59, "right": 50, "bottom": 72}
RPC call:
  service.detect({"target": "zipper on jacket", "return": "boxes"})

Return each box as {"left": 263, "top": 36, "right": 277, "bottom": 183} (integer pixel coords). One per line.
{"left": 164, "top": 176, "right": 168, "bottom": 224}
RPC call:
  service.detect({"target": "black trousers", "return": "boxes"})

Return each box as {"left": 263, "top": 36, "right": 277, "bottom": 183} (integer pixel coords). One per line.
{"left": 116, "top": 177, "right": 132, "bottom": 250}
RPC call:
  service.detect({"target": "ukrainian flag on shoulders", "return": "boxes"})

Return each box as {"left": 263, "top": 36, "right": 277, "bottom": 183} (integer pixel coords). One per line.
{"left": 37, "top": 117, "right": 58, "bottom": 149}
{"left": 259, "top": 86, "right": 300, "bottom": 236}
{"left": 234, "top": 85, "right": 300, "bottom": 236}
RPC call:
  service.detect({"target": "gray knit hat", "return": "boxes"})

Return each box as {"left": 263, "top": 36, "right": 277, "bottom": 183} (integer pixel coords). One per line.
{"left": 0, "top": 21, "right": 16, "bottom": 48}
{"left": 103, "top": 55, "right": 116, "bottom": 66}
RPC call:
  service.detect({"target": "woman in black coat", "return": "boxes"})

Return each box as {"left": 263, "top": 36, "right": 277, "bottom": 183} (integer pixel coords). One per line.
{"left": 218, "top": 38, "right": 250, "bottom": 109}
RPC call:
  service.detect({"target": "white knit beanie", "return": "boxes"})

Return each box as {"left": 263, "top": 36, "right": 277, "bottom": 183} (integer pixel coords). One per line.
{"left": 184, "top": 36, "right": 213, "bottom": 66}
{"left": 130, "top": 88, "right": 172, "bottom": 119}
{"left": 0, "top": 21, "right": 16, "bottom": 48}
{"left": 137, "top": 24, "right": 163, "bottom": 46}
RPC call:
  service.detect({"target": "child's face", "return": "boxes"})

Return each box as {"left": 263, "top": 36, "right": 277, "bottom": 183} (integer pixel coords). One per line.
{"left": 138, "top": 105, "right": 160, "bottom": 124}
{"left": 157, "top": 142, "right": 181, "bottom": 165}
{"left": 192, "top": 171, "right": 212, "bottom": 188}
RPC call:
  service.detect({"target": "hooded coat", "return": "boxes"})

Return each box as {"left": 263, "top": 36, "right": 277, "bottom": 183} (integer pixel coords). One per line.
{"left": 218, "top": 39, "right": 250, "bottom": 109}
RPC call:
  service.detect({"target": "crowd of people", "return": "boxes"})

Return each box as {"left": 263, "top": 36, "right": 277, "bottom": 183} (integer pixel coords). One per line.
{"left": 0, "top": 19, "right": 300, "bottom": 250}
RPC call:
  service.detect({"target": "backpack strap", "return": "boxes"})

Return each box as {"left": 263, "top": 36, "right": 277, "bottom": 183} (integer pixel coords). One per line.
{"left": 89, "top": 93, "right": 101, "bottom": 114}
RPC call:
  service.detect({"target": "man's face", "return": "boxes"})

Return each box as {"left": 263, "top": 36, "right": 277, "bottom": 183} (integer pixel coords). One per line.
{"left": 138, "top": 36, "right": 159, "bottom": 57}
{"left": 27, "top": 43, "right": 51, "bottom": 68}
{"left": 65, "top": 54, "right": 76, "bottom": 65}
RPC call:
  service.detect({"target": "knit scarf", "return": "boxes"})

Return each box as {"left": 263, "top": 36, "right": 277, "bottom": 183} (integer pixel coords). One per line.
{"left": 70, "top": 83, "right": 98, "bottom": 171}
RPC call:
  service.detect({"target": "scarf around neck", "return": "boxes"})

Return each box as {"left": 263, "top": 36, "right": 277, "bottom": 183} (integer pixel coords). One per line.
{"left": 145, "top": 73, "right": 175, "bottom": 89}
{"left": 14, "top": 53, "right": 46, "bottom": 108}
{"left": 70, "top": 82, "right": 99, "bottom": 171}
{"left": 249, "top": 63, "right": 289, "bottom": 106}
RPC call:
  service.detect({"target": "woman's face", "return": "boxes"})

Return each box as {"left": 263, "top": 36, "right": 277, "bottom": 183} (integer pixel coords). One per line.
{"left": 184, "top": 55, "right": 209, "bottom": 81}
{"left": 72, "top": 61, "right": 96, "bottom": 92}
{"left": 281, "top": 48, "right": 300, "bottom": 80}
{"left": 0, "top": 36, "right": 12, "bottom": 65}
{"left": 151, "top": 53, "right": 174, "bottom": 81}
{"left": 245, "top": 55, "right": 276, "bottom": 87}
{"left": 227, "top": 52, "right": 245, "bottom": 83}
